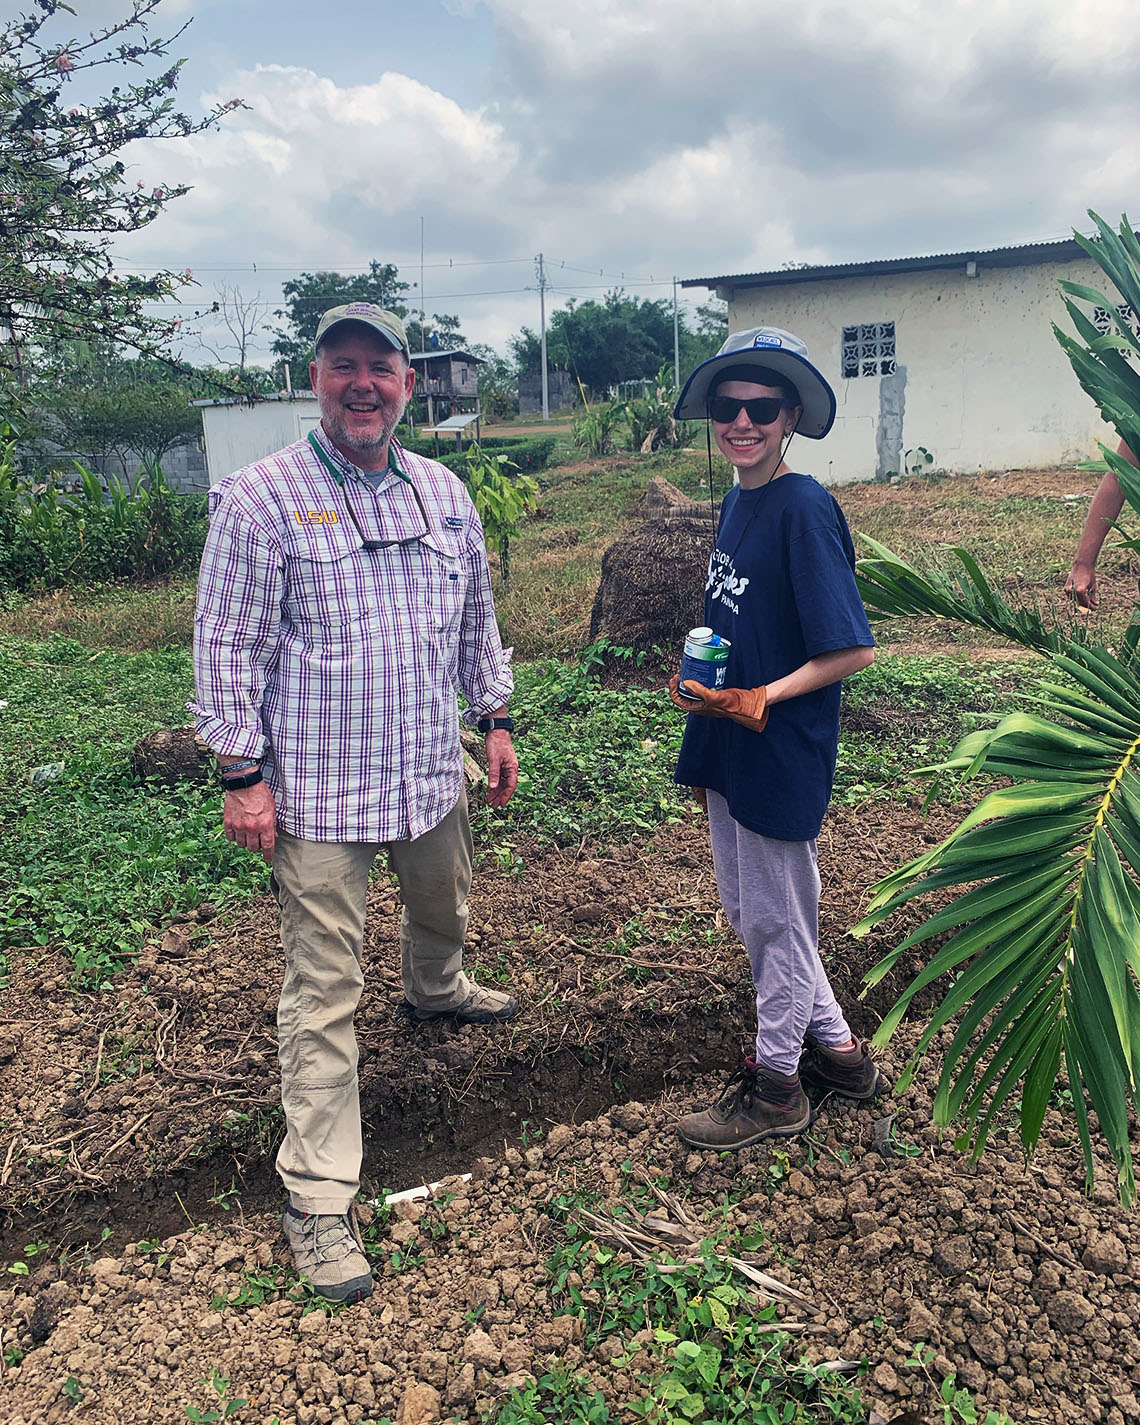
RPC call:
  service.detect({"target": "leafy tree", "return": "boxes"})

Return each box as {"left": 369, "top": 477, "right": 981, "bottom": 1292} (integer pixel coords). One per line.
{"left": 0, "top": 0, "right": 241, "bottom": 394}
{"left": 852, "top": 212, "right": 1140, "bottom": 1206}
{"left": 470, "top": 345, "right": 518, "bottom": 420}
{"left": 271, "top": 263, "right": 467, "bottom": 372}
{"left": 508, "top": 292, "right": 722, "bottom": 395}
{"left": 271, "top": 263, "right": 410, "bottom": 368}
{"left": 507, "top": 325, "right": 543, "bottom": 376}
{"left": 33, "top": 346, "right": 201, "bottom": 473}
{"left": 406, "top": 311, "right": 466, "bottom": 355}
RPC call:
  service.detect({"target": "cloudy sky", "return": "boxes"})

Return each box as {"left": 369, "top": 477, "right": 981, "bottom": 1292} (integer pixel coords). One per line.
{"left": 48, "top": 0, "right": 1140, "bottom": 364}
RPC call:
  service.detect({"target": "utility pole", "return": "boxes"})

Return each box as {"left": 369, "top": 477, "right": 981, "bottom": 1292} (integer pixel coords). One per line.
{"left": 420, "top": 216, "right": 433, "bottom": 430}
{"left": 672, "top": 276, "right": 680, "bottom": 388}
{"left": 537, "top": 252, "right": 549, "bottom": 421}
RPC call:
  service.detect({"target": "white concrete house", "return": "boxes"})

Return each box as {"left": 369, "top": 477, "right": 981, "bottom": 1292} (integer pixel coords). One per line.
{"left": 192, "top": 392, "right": 321, "bottom": 486}
{"left": 683, "top": 238, "right": 1124, "bottom": 485}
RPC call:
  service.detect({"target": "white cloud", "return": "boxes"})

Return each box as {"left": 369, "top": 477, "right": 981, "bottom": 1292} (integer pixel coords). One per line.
{"left": 106, "top": 0, "right": 1140, "bottom": 364}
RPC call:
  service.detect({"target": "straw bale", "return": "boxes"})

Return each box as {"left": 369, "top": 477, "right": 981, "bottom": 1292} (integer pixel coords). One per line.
{"left": 588, "top": 513, "right": 716, "bottom": 655}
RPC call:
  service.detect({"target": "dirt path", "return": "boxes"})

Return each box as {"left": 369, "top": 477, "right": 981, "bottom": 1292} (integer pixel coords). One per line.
{"left": 3, "top": 800, "right": 1138, "bottom": 1424}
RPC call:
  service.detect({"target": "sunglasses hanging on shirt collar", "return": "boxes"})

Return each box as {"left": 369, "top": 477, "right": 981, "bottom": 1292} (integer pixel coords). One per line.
{"left": 306, "top": 429, "right": 447, "bottom": 553}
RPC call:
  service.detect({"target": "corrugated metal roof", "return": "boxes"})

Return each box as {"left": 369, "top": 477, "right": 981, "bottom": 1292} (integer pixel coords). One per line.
{"left": 190, "top": 391, "right": 317, "bottom": 408}
{"left": 409, "top": 349, "right": 485, "bottom": 364}
{"left": 681, "top": 236, "right": 1090, "bottom": 292}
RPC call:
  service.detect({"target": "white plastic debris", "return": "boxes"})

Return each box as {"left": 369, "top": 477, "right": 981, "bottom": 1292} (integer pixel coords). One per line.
{"left": 377, "top": 1172, "right": 472, "bottom": 1207}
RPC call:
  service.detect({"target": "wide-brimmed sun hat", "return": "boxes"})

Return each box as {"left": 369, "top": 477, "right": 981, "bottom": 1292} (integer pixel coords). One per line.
{"left": 675, "top": 326, "right": 836, "bottom": 438}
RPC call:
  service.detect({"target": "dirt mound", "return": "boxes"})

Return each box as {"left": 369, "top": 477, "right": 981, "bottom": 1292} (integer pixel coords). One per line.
{"left": 129, "top": 726, "right": 211, "bottom": 786}
{"left": 588, "top": 513, "right": 716, "bottom": 655}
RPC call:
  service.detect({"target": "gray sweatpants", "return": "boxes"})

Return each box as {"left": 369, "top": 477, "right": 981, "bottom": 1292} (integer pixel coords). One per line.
{"left": 707, "top": 790, "right": 852, "bottom": 1076}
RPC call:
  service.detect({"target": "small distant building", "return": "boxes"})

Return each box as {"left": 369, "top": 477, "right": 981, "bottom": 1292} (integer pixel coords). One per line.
{"left": 410, "top": 349, "right": 482, "bottom": 412}
{"left": 192, "top": 392, "right": 321, "bottom": 486}
{"left": 518, "top": 369, "right": 575, "bottom": 415}
{"left": 682, "top": 238, "right": 1120, "bottom": 484}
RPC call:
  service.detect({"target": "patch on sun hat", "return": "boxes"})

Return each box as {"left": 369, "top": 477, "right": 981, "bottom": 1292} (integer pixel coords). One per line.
{"left": 674, "top": 325, "right": 836, "bottom": 438}
{"left": 315, "top": 303, "right": 411, "bottom": 359}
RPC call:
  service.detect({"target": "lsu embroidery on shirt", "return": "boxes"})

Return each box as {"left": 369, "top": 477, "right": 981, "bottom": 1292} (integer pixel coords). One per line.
{"left": 293, "top": 510, "right": 339, "bottom": 524}
{"left": 706, "top": 548, "right": 750, "bottom": 616}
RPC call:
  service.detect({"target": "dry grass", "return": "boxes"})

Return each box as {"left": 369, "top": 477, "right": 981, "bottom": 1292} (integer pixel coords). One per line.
{"left": 0, "top": 580, "right": 198, "bottom": 651}
{"left": 3, "top": 457, "right": 1133, "bottom": 661}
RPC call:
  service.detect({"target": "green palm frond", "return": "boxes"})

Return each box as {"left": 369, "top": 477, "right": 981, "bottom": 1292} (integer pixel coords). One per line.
{"left": 853, "top": 214, "right": 1140, "bottom": 1206}
{"left": 851, "top": 604, "right": 1140, "bottom": 1205}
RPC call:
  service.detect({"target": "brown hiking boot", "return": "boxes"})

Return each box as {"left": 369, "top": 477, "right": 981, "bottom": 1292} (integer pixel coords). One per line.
{"left": 798, "top": 1036, "right": 884, "bottom": 1101}
{"left": 675, "top": 1059, "right": 812, "bottom": 1150}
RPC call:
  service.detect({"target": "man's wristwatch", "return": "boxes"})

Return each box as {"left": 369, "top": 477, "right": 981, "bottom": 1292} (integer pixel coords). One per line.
{"left": 221, "top": 768, "right": 264, "bottom": 790}
{"left": 477, "top": 716, "right": 515, "bottom": 734}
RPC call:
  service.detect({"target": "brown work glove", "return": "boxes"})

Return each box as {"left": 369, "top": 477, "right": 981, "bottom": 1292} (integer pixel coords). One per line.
{"left": 668, "top": 675, "right": 769, "bottom": 733}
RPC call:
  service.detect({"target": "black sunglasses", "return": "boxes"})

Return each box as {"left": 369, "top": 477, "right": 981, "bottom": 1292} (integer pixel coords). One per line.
{"left": 707, "top": 395, "right": 792, "bottom": 426}
{"left": 340, "top": 477, "right": 432, "bottom": 551}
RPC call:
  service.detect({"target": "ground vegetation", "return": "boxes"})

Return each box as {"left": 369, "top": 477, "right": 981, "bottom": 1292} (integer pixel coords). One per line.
{"left": 0, "top": 442, "right": 1135, "bottom": 1423}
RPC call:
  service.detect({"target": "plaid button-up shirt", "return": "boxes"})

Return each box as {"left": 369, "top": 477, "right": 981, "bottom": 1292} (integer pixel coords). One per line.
{"left": 191, "top": 428, "right": 514, "bottom": 842}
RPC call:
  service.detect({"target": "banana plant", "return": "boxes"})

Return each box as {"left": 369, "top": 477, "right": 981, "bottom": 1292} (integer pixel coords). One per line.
{"left": 852, "top": 212, "right": 1140, "bottom": 1207}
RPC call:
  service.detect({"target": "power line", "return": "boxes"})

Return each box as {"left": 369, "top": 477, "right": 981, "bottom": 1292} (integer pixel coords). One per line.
{"left": 111, "top": 255, "right": 535, "bottom": 274}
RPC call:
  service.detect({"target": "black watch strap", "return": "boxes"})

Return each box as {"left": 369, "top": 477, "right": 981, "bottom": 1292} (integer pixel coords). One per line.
{"left": 221, "top": 768, "right": 264, "bottom": 790}
{"left": 477, "top": 716, "right": 515, "bottom": 734}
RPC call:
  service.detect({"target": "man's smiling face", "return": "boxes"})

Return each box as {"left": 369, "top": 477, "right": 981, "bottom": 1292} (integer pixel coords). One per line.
{"left": 311, "top": 324, "right": 416, "bottom": 469}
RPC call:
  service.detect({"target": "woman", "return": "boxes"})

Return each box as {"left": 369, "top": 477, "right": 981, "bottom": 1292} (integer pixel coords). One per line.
{"left": 669, "top": 326, "right": 881, "bottom": 1149}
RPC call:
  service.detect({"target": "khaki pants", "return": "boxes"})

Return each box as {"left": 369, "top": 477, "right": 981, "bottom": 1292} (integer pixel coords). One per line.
{"left": 270, "top": 791, "right": 473, "bottom": 1212}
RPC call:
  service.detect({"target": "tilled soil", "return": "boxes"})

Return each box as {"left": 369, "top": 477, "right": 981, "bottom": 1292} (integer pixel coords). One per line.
{"left": 2, "top": 801, "right": 1138, "bottom": 1425}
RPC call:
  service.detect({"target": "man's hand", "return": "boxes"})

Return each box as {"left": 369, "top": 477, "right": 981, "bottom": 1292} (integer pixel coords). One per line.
{"left": 485, "top": 730, "right": 518, "bottom": 808}
{"left": 1064, "top": 562, "right": 1098, "bottom": 610}
{"left": 223, "top": 781, "right": 278, "bottom": 860}
{"left": 667, "top": 675, "right": 769, "bottom": 733}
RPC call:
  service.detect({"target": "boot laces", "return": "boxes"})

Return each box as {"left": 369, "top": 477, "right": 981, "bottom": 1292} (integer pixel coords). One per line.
{"left": 292, "top": 1208, "right": 363, "bottom": 1268}
{"left": 715, "top": 1062, "right": 760, "bottom": 1114}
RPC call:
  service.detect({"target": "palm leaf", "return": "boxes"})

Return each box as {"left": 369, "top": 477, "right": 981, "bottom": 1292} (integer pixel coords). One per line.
{"left": 854, "top": 281, "right": 1140, "bottom": 1201}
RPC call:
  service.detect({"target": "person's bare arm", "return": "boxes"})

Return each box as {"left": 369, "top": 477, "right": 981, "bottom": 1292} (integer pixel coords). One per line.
{"left": 765, "top": 645, "right": 876, "bottom": 705}
{"left": 1065, "top": 439, "right": 1135, "bottom": 609}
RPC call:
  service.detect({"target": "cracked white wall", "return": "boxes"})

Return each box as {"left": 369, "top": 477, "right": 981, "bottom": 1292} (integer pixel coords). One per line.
{"left": 727, "top": 258, "right": 1119, "bottom": 485}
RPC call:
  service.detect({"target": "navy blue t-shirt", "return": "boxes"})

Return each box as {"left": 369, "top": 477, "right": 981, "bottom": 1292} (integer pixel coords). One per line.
{"left": 674, "top": 472, "right": 874, "bottom": 841}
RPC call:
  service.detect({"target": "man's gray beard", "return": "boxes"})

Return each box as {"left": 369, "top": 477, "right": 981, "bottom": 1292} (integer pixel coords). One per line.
{"left": 319, "top": 399, "right": 404, "bottom": 458}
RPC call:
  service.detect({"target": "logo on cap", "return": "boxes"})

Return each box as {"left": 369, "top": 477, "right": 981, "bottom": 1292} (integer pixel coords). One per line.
{"left": 753, "top": 334, "right": 783, "bottom": 348}
{"left": 344, "top": 303, "right": 380, "bottom": 316}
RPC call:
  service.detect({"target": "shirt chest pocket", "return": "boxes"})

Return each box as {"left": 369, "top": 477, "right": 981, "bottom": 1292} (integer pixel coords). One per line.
{"left": 282, "top": 535, "right": 367, "bottom": 633}
{"left": 413, "top": 547, "right": 467, "bottom": 638}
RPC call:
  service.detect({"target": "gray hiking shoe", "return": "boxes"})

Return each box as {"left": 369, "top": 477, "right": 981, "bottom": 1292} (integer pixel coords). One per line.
{"left": 798, "top": 1036, "right": 884, "bottom": 1101}
{"left": 404, "top": 982, "right": 519, "bottom": 1024}
{"left": 282, "top": 1202, "right": 373, "bottom": 1304}
{"left": 675, "top": 1058, "right": 813, "bottom": 1151}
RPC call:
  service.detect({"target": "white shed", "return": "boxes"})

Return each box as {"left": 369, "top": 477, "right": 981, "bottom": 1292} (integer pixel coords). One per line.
{"left": 682, "top": 238, "right": 1121, "bottom": 485}
{"left": 192, "top": 392, "right": 321, "bottom": 486}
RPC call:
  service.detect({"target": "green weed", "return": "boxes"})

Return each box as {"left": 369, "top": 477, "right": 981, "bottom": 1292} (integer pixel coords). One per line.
{"left": 493, "top": 1368, "right": 612, "bottom": 1423}
{"left": 0, "top": 635, "right": 268, "bottom": 983}
{"left": 185, "top": 1368, "right": 247, "bottom": 1421}
{"left": 534, "top": 1207, "right": 867, "bottom": 1424}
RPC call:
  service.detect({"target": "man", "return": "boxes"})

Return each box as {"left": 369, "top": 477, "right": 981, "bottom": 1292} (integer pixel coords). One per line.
{"left": 667, "top": 327, "right": 880, "bottom": 1150}
{"left": 192, "top": 303, "right": 519, "bottom": 1304}
{"left": 1065, "top": 437, "right": 1136, "bottom": 608}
